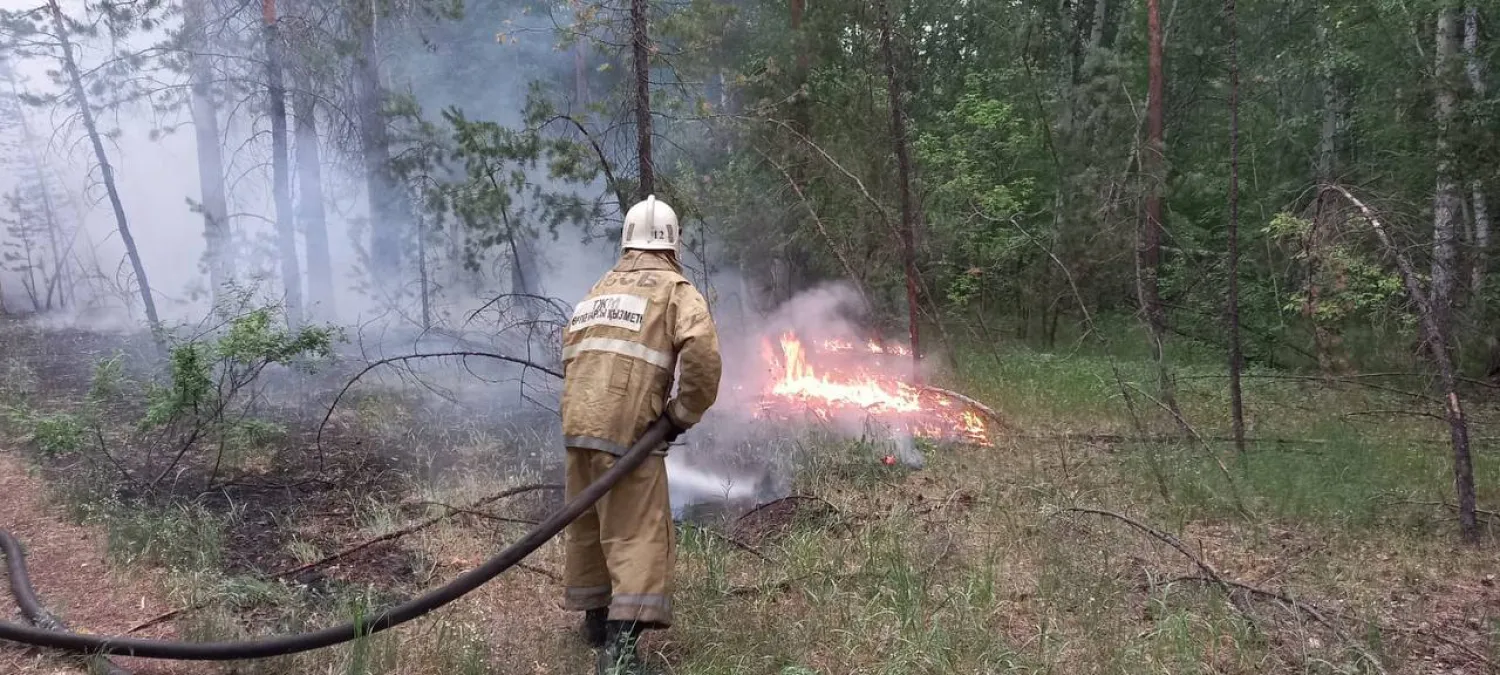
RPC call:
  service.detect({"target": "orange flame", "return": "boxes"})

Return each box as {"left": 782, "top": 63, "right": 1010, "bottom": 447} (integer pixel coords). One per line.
{"left": 759, "top": 332, "right": 990, "bottom": 446}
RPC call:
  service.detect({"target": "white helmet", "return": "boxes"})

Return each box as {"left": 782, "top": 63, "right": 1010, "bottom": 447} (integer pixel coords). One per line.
{"left": 621, "top": 195, "right": 679, "bottom": 253}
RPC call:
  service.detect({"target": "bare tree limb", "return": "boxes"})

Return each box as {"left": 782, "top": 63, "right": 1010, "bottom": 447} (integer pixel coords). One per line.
{"left": 314, "top": 351, "right": 562, "bottom": 460}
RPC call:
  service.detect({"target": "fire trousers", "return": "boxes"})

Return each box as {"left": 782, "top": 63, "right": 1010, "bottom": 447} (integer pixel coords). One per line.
{"left": 562, "top": 447, "right": 676, "bottom": 627}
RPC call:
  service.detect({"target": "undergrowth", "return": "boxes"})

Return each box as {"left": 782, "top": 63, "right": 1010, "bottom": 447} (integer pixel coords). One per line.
{"left": 0, "top": 315, "right": 1494, "bottom": 674}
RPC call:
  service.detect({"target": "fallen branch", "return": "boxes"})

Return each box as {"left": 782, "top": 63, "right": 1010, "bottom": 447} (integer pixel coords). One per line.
{"left": 273, "top": 483, "right": 562, "bottom": 581}
{"left": 681, "top": 523, "right": 768, "bottom": 560}
{"left": 1055, "top": 508, "right": 1228, "bottom": 588}
{"left": 1016, "top": 432, "right": 1330, "bottom": 446}
{"left": 411, "top": 501, "right": 541, "bottom": 526}
{"left": 124, "top": 607, "right": 185, "bottom": 635}
{"left": 734, "top": 495, "right": 843, "bottom": 525}
{"left": 726, "top": 571, "right": 865, "bottom": 597}
{"left": 1114, "top": 382, "right": 1253, "bottom": 518}
{"left": 917, "top": 385, "right": 1010, "bottom": 430}
{"left": 1381, "top": 498, "right": 1500, "bottom": 520}
{"left": 1057, "top": 508, "right": 1387, "bottom": 673}
{"left": 1381, "top": 622, "right": 1500, "bottom": 672}
{"left": 1171, "top": 575, "right": 1488, "bottom": 672}
{"left": 515, "top": 562, "right": 561, "bottom": 583}
{"left": 125, "top": 483, "right": 562, "bottom": 634}
{"left": 1165, "top": 576, "right": 1386, "bottom": 670}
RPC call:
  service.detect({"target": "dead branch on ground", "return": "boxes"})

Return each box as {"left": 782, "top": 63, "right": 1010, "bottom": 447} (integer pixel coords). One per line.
{"left": 734, "top": 494, "right": 844, "bottom": 527}
{"left": 917, "top": 385, "right": 1010, "bottom": 428}
{"left": 1055, "top": 507, "right": 1388, "bottom": 674}
{"left": 410, "top": 501, "right": 541, "bottom": 526}
{"left": 273, "top": 483, "right": 562, "bottom": 581}
{"left": 681, "top": 523, "right": 768, "bottom": 560}
{"left": 124, "top": 483, "right": 562, "bottom": 635}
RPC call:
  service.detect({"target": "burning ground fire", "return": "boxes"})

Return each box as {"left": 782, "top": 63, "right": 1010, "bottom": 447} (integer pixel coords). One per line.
{"left": 755, "top": 332, "right": 991, "bottom": 446}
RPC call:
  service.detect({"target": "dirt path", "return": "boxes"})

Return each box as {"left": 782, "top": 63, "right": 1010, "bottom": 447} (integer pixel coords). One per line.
{"left": 0, "top": 452, "right": 191, "bottom": 675}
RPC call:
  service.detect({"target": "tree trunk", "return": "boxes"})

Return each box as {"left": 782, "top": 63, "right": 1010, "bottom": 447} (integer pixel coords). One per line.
{"left": 876, "top": 0, "right": 923, "bottom": 374}
{"left": 1140, "top": 0, "right": 1183, "bottom": 429}
{"left": 47, "top": 0, "right": 159, "bottom": 334}
{"left": 185, "top": 0, "right": 233, "bottom": 304}
{"left": 630, "top": 0, "right": 653, "bottom": 199}
{"left": 1225, "top": 0, "right": 1245, "bottom": 452}
{"left": 417, "top": 213, "right": 430, "bottom": 330}
{"left": 294, "top": 74, "right": 333, "bottom": 318}
{"left": 352, "top": 0, "right": 403, "bottom": 280}
{"left": 1464, "top": 6, "right": 1490, "bottom": 303}
{"left": 6, "top": 59, "right": 71, "bottom": 311}
{"left": 574, "top": 42, "right": 589, "bottom": 107}
{"left": 791, "top": 0, "right": 809, "bottom": 91}
{"left": 263, "top": 0, "right": 301, "bottom": 326}
{"left": 1309, "top": 17, "right": 1349, "bottom": 375}
{"left": 1327, "top": 186, "right": 1478, "bottom": 544}
{"left": 39, "top": 175, "right": 63, "bottom": 310}
{"left": 1432, "top": 6, "right": 1463, "bottom": 349}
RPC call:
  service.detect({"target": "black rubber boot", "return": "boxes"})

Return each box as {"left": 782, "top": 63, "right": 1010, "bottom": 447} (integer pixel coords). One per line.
{"left": 595, "top": 621, "right": 644, "bottom": 675}
{"left": 581, "top": 608, "right": 608, "bottom": 648}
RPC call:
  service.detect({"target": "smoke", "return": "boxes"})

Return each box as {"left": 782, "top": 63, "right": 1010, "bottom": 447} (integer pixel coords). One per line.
{"left": 0, "top": 0, "right": 915, "bottom": 518}
{"left": 0, "top": 0, "right": 621, "bottom": 332}
{"left": 667, "top": 279, "right": 934, "bottom": 513}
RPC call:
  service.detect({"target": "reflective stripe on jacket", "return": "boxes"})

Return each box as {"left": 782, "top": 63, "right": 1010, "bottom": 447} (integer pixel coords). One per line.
{"left": 560, "top": 250, "right": 722, "bottom": 455}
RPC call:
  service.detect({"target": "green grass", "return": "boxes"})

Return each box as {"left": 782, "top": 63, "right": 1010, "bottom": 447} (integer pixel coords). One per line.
{"left": 99, "top": 500, "right": 226, "bottom": 571}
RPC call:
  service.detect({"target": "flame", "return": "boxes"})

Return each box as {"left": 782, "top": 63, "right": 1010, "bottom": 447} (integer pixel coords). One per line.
{"left": 818, "top": 337, "right": 911, "bottom": 356}
{"left": 759, "top": 332, "right": 991, "bottom": 446}
{"left": 772, "top": 333, "right": 922, "bottom": 412}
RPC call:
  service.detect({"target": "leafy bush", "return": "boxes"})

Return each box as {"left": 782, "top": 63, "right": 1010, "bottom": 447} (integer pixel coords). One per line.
{"left": 29, "top": 412, "right": 86, "bottom": 457}
{"left": 132, "top": 307, "right": 340, "bottom": 488}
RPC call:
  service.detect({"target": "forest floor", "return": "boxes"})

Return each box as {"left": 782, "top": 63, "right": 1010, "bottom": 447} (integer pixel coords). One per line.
{"left": 0, "top": 315, "right": 1498, "bottom": 674}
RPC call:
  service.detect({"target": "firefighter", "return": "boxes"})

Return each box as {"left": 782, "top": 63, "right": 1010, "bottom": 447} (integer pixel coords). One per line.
{"left": 559, "top": 195, "right": 722, "bottom": 674}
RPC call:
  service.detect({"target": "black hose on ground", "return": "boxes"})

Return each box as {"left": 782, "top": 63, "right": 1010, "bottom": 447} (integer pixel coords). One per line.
{"left": 0, "top": 418, "right": 669, "bottom": 661}
{"left": 1, "top": 530, "right": 132, "bottom": 674}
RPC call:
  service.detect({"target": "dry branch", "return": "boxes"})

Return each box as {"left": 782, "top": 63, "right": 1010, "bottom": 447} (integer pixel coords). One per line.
{"left": 681, "top": 523, "right": 768, "bottom": 560}
{"left": 411, "top": 501, "right": 541, "bottom": 526}
{"left": 1056, "top": 508, "right": 1388, "bottom": 673}
{"left": 1056, "top": 508, "right": 1228, "bottom": 588}
{"left": 917, "top": 385, "right": 1009, "bottom": 430}
{"left": 1323, "top": 184, "right": 1479, "bottom": 543}
{"left": 314, "top": 351, "right": 562, "bottom": 459}
{"left": 272, "top": 483, "right": 561, "bottom": 581}
{"left": 124, "top": 483, "right": 562, "bottom": 634}
{"left": 734, "top": 495, "right": 843, "bottom": 524}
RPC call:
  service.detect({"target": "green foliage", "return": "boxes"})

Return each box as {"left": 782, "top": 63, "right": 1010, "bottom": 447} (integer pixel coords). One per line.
{"left": 142, "top": 308, "right": 336, "bottom": 432}
{"left": 3, "top": 353, "right": 126, "bottom": 459}
{"left": 88, "top": 354, "right": 124, "bottom": 402}
{"left": 915, "top": 73, "right": 1044, "bottom": 310}
{"left": 27, "top": 411, "right": 85, "bottom": 457}
{"left": 390, "top": 85, "right": 605, "bottom": 288}
{"left": 917, "top": 75, "right": 1038, "bottom": 221}
{"left": 1264, "top": 212, "right": 1405, "bottom": 325}
{"left": 142, "top": 342, "right": 213, "bottom": 429}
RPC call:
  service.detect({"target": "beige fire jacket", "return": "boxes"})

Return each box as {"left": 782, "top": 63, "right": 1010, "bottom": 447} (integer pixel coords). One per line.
{"left": 560, "top": 250, "right": 722, "bottom": 455}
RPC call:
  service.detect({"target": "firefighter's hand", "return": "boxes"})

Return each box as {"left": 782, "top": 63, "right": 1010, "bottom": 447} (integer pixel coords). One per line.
{"left": 659, "top": 413, "right": 686, "bottom": 445}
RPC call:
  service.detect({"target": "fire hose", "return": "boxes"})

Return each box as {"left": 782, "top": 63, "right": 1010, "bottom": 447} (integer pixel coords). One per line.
{"left": 0, "top": 417, "right": 670, "bottom": 663}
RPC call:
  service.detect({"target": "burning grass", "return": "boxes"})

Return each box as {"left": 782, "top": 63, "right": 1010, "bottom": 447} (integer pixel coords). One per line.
{"left": 756, "top": 331, "right": 991, "bottom": 446}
